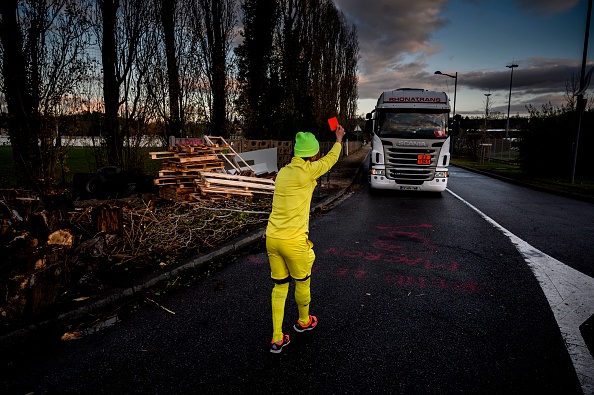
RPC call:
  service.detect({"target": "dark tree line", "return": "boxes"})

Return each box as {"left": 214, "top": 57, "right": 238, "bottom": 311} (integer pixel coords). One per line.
{"left": 0, "top": 0, "right": 359, "bottom": 192}
{"left": 234, "top": 0, "right": 358, "bottom": 141}
{"left": 0, "top": 0, "right": 93, "bottom": 192}
{"left": 519, "top": 104, "right": 592, "bottom": 180}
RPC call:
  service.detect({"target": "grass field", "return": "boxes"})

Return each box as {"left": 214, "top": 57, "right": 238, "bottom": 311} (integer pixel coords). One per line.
{"left": 1, "top": 146, "right": 592, "bottom": 201}
{"left": 451, "top": 157, "right": 594, "bottom": 200}
{"left": 0, "top": 146, "right": 162, "bottom": 188}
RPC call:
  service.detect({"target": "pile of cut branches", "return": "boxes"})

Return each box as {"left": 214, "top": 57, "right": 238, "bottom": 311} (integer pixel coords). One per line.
{"left": 69, "top": 197, "right": 272, "bottom": 268}
{"left": 0, "top": 192, "right": 271, "bottom": 322}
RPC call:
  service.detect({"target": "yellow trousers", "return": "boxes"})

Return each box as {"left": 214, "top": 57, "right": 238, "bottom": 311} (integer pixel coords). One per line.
{"left": 267, "top": 236, "right": 315, "bottom": 342}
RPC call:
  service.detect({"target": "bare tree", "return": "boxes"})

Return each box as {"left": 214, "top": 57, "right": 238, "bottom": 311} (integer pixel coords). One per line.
{"left": 337, "top": 15, "right": 359, "bottom": 133}
{"left": 159, "top": 0, "right": 182, "bottom": 138}
{"left": 564, "top": 72, "right": 580, "bottom": 111}
{"left": 268, "top": 0, "right": 358, "bottom": 139}
{"left": 0, "top": 0, "right": 93, "bottom": 191}
{"left": 235, "top": 0, "right": 280, "bottom": 139}
{"left": 188, "top": 0, "right": 237, "bottom": 137}
{"left": 274, "top": 0, "right": 308, "bottom": 139}
{"left": 96, "top": 0, "right": 145, "bottom": 167}
{"left": 145, "top": 0, "right": 205, "bottom": 144}
{"left": 309, "top": 1, "right": 359, "bottom": 134}
{"left": 0, "top": 0, "right": 39, "bottom": 191}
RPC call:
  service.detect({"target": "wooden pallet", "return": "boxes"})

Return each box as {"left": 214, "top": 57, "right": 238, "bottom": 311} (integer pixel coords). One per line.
{"left": 158, "top": 185, "right": 196, "bottom": 202}
{"left": 149, "top": 151, "right": 176, "bottom": 159}
{"left": 158, "top": 170, "right": 202, "bottom": 177}
{"left": 162, "top": 161, "right": 225, "bottom": 171}
{"left": 198, "top": 171, "right": 275, "bottom": 192}
{"left": 167, "top": 154, "right": 219, "bottom": 163}
{"left": 192, "top": 171, "right": 275, "bottom": 200}
{"left": 153, "top": 175, "right": 197, "bottom": 186}
{"left": 152, "top": 138, "right": 275, "bottom": 201}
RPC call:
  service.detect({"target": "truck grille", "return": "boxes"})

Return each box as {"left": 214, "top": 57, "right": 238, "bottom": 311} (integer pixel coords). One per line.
{"left": 384, "top": 146, "right": 437, "bottom": 184}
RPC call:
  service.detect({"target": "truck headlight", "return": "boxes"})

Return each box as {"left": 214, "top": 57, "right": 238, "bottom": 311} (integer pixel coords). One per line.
{"left": 435, "top": 171, "right": 448, "bottom": 178}
{"left": 371, "top": 169, "right": 385, "bottom": 176}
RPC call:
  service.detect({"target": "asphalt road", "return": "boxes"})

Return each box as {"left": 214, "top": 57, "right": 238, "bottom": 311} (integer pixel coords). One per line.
{"left": 2, "top": 167, "right": 593, "bottom": 394}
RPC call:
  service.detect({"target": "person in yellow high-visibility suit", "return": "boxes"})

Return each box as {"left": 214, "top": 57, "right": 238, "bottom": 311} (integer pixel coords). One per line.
{"left": 266, "top": 125, "right": 345, "bottom": 353}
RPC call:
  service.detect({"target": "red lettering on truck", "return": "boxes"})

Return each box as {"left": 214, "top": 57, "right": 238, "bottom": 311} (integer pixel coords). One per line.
{"left": 387, "top": 97, "right": 441, "bottom": 102}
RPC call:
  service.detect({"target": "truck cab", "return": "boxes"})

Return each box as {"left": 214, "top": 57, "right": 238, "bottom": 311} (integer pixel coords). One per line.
{"left": 366, "top": 88, "right": 451, "bottom": 193}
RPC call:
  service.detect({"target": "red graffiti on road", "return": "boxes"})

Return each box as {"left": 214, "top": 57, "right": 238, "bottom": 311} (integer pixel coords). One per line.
{"left": 386, "top": 274, "right": 478, "bottom": 293}
{"left": 321, "top": 223, "right": 479, "bottom": 293}
{"left": 324, "top": 248, "right": 458, "bottom": 272}
{"left": 247, "top": 256, "right": 266, "bottom": 264}
{"left": 373, "top": 224, "right": 436, "bottom": 254}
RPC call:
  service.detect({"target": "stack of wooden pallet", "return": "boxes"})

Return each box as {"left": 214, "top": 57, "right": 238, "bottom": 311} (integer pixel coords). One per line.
{"left": 149, "top": 137, "right": 275, "bottom": 202}
{"left": 190, "top": 171, "right": 275, "bottom": 200}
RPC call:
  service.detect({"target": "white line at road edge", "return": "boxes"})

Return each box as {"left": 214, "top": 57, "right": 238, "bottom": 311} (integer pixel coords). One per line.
{"left": 446, "top": 188, "right": 594, "bottom": 394}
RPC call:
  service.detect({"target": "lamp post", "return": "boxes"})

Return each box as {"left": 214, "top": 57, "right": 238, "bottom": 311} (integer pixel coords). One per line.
{"left": 505, "top": 64, "right": 518, "bottom": 140}
{"left": 484, "top": 92, "right": 491, "bottom": 131}
{"left": 571, "top": 0, "right": 592, "bottom": 183}
{"left": 434, "top": 71, "right": 457, "bottom": 116}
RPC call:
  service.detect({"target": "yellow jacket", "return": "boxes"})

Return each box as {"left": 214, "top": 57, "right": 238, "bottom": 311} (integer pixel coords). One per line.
{"left": 266, "top": 142, "right": 342, "bottom": 240}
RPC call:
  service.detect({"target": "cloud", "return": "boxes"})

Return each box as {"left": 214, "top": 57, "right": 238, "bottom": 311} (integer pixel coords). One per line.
{"left": 334, "top": 0, "right": 448, "bottom": 75}
{"left": 335, "top": 0, "right": 590, "bottom": 115}
{"left": 335, "top": 0, "right": 450, "bottom": 104}
{"left": 514, "top": 0, "right": 582, "bottom": 16}
{"left": 457, "top": 58, "right": 587, "bottom": 93}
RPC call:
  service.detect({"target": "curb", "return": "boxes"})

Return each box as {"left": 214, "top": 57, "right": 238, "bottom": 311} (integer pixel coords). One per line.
{"left": 0, "top": 228, "right": 266, "bottom": 353}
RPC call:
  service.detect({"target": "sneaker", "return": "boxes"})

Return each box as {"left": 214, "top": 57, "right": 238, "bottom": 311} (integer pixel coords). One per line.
{"left": 270, "top": 333, "right": 290, "bottom": 353}
{"left": 293, "top": 315, "right": 318, "bottom": 332}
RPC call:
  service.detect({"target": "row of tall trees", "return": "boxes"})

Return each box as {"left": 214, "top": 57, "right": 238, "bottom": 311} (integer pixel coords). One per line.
{"left": 235, "top": 0, "right": 358, "bottom": 140}
{"left": 519, "top": 103, "right": 592, "bottom": 179}
{"left": 0, "top": 0, "right": 359, "bottom": 192}
{"left": 0, "top": 0, "right": 94, "bottom": 192}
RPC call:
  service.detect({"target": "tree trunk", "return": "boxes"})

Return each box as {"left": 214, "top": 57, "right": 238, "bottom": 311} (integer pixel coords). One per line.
{"left": 92, "top": 204, "right": 123, "bottom": 234}
{"left": 0, "top": 0, "right": 43, "bottom": 191}
{"left": 161, "top": 0, "right": 182, "bottom": 138}
{"left": 100, "top": 0, "right": 123, "bottom": 167}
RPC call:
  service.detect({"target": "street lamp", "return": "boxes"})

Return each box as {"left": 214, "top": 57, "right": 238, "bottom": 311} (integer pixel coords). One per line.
{"left": 505, "top": 64, "right": 519, "bottom": 139}
{"left": 434, "top": 70, "right": 457, "bottom": 116}
{"left": 484, "top": 92, "right": 491, "bottom": 131}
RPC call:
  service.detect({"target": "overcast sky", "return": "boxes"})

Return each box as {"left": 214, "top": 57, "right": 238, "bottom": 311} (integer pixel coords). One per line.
{"left": 334, "top": 0, "right": 593, "bottom": 118}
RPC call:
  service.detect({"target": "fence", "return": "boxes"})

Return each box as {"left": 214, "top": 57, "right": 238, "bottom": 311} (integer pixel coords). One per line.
{"left": 0, "top": 134, "right": 363, "bottom": 170}
{"left": 482, "top": 138, "right": 520, "bottom": 164}
{"left": 0, "top": 135, "right": 163, "bottom": 147}
{"left": 454, "top": 134, "right": 520, "bottom": 165}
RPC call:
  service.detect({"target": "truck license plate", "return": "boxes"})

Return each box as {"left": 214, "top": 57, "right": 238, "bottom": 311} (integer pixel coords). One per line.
{"left": 399, "top": 186, "right": 420, "bottom": 191}
{"left": 417, "top": 154, "right": 431, "bottom": 165}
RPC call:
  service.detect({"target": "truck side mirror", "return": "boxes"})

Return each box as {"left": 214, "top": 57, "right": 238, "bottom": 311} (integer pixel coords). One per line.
{"left": 365, "top": 119, "right": 373, "bottom": 135}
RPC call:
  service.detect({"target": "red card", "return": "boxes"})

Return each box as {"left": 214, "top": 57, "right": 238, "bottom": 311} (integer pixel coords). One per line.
{"left": 328, "top": 117, "right": 338, "bottom": 131}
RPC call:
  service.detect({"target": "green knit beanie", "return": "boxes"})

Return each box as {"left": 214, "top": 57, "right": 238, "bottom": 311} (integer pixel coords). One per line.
{"left": 294, "top": 132, "right": 320, "bottom": 157}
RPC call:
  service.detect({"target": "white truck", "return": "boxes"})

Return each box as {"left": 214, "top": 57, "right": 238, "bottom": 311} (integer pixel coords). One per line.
{"left": 365, "top": 88, "right": 453, "bottom": 193}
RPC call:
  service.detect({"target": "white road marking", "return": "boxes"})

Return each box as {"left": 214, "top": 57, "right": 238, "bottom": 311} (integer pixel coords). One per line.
{"left": 447, "top": 188, "right": 594, "bottom": 394}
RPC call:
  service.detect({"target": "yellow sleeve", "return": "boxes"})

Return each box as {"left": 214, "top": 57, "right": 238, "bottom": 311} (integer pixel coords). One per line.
{"left": 308, "top": 142, "right": 342, "bottom": 180}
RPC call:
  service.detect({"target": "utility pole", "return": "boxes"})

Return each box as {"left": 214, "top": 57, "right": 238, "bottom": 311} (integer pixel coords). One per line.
{"left": 505, "top": 64, "right": 519, "bottom": 140}
{"left": 484, "top": 92, "right": 491, "bottom": 131}
{"left": 505, "top": 64, "right": 519, "bottom": 161}
{"left": 571, "top": 0, "right": 592, "bottom": 183}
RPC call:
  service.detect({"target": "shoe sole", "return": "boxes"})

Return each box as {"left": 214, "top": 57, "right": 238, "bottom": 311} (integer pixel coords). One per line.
{"left": 293, "top": 325, "right": 315, "bottom": 332}
{"left": 293, "top": 317, "right": 317, "bottom": 332}
{"left": 270, "top": 340, "right": 290, "bottom": 353}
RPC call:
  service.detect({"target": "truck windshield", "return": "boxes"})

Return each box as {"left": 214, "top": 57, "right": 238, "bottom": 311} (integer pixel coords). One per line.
{"left": 377, "top": 110, "right": 448, "bottom": 139}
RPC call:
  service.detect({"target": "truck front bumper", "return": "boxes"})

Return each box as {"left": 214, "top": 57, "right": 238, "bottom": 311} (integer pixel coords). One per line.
{"left": 369, "top": 169, "right": 448, "bottom": 192}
